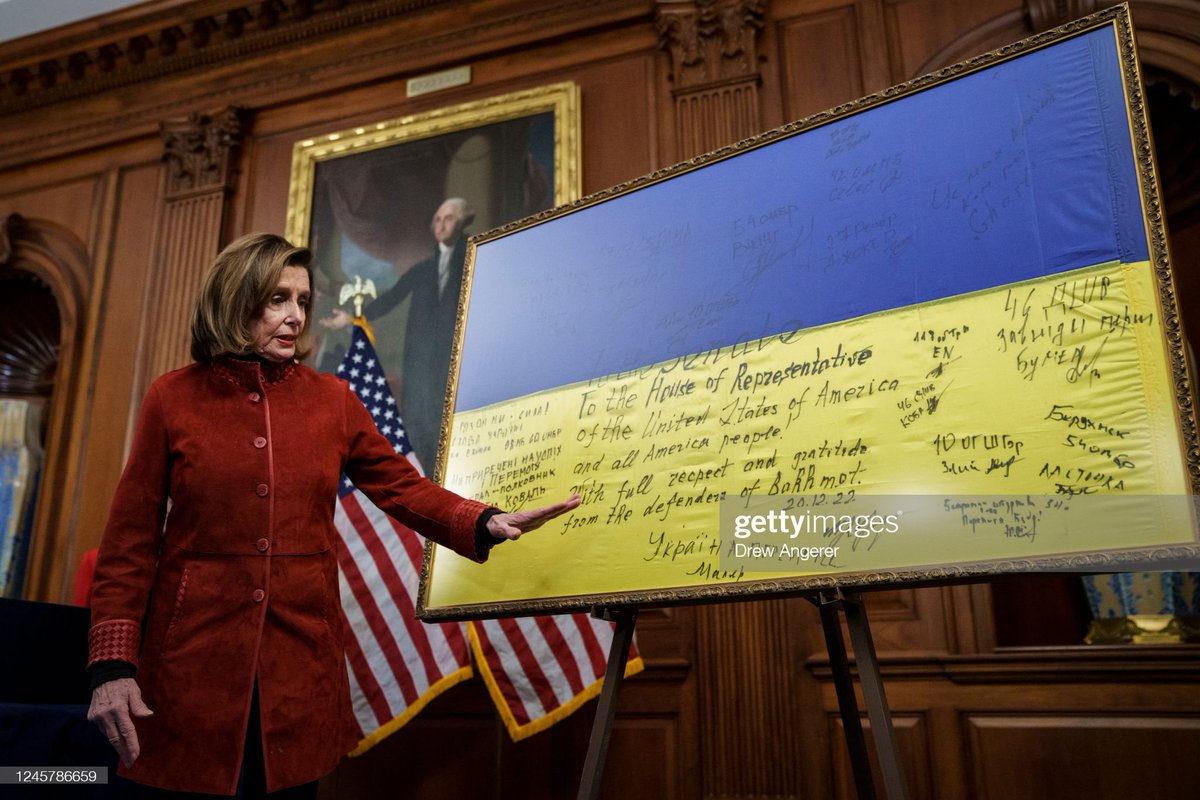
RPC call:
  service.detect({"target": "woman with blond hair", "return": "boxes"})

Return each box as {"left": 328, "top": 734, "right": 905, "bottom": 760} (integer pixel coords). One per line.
{"left": 86, "top": 233, "right": 577, "bottom": 798}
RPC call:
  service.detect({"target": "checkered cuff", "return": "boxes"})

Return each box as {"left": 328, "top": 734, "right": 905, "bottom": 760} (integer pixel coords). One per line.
{"left": 88, "top": 619, "right": 141, "bottom": 668}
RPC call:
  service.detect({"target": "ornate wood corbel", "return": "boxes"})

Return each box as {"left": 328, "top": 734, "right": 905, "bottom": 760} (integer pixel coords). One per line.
{"left": 655, "top": 0, "right": 768, "bottom": 159}
{"left": 160, "top": 107, "right": 245, "bottom": 199}
{"left": 143, "top": 106, "right": 247, "bottom": 381}
{"left": 656, "top": 0, "right": 765, "bottom": 88}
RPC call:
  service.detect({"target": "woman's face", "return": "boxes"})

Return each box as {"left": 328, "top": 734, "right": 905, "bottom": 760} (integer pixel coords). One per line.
{"left": 250, "top": 265, "right": 310, "bottom": 362}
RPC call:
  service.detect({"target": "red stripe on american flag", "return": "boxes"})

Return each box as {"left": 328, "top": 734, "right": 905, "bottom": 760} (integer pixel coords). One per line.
{"left": 333, "top": 516, "right": 419, "bottom": 707}
{"left": 533, "top": 616, "right": 585, "bottom": 695}
{"left": 338, "top": 605, "right": 390, "bottom": 728}
{"left": 570, "top": 614, "right": 610, "bottom": 678}
{"left": 475, "top": 622, "right": 531, "bottom": 725}
{"left": 443, "top": 617, "right": 470, "bottom": 665}
{"left": 386, "top": 515, "right": 426, "bottom": 567}
{"left": 381, "top": 515, "right": 471, "bottom": 665}
{"left": 498, "top": 617, "right": 559, "bottom": 713}
{"left": 342, "top": 493, "right": 444, "bottom": 686}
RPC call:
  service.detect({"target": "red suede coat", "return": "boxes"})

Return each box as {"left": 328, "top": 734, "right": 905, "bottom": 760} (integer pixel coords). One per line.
{"left": 88, "top": 357, "right": 488, "bottom": 795}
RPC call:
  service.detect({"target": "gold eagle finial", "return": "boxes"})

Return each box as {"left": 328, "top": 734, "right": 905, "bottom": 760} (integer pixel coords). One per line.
{"left": 338, "top": 275, "right": 377, "bottom": 319}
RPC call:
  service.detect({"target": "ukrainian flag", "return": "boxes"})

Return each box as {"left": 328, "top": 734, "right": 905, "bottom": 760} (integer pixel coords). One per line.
{"left": 427, "top": 24, "right": 1195, "bottom": 612}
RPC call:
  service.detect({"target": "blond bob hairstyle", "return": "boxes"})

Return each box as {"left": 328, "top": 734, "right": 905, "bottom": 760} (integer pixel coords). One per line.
{"left": 191, "top": 233, "right": 314, "bottom": 363}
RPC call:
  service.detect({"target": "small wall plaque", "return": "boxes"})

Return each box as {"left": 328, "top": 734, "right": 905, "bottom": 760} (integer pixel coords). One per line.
{"left": 407, "top": 65, "right": 471, "bottom": 98}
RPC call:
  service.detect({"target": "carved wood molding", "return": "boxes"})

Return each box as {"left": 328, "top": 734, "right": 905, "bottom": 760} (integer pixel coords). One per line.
{"left": 0, "top": 212, "right": 89, "bottom": 444}
{"left": 161, "top": 106, "right": 245, "bottom": 198}
{"left": 0, "top": 0, "right": 432, "bottom": 114}
{"left": 0, "top": 214, "right": 90, "bottom": 328}
{"left": 0, "top": 274, "right": 60, "bottom": 398}
{"left": 655, "top": 0, "right": 766, "bottom": 90}
{"left": 806, "top": 645, "right": 1200, "bottom": 683}
{"left": 656, "top": 0, "right": 767, "bottom": 159}
{"left": 0, "top": 0, "right": 651, "bottom": 118}
{"left": 0, "top": 213, "right": 91, "bottom": 603}
{"left": 0, "top": 215, "right": 62, "bottom": 398}
{"left": 141, "top": 106, "right": 246, "bottom": 380}
{"left": 673, "top": 77, "right": 761, "bottom": 158}
{"left": 0, "top": 0, "right": 650, "bottom": 171}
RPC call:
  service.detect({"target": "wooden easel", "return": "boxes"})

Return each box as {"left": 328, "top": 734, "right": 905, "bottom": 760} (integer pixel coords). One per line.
{"left": 809, "top": 588, "right": 910, "bottom": 800}
{"left": 575, "top": 606, "right": 638, "bottom": 800}
{"left": 575, "top": 592, "right": 909, "bottom": 800}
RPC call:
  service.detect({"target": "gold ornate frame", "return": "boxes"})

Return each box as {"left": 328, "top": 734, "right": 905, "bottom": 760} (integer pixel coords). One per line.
{"left": 284, "top": 81, "right": 580, "bottom": 473}
{"left": 285, "top": 81, "right": 581, "bottom": 246}
{"left": 418, "top": 4, "right": 1200, "bottom": 621}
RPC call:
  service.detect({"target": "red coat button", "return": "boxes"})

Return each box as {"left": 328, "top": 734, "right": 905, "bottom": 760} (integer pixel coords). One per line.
{"left": 256, "top": 538, "right": 269, "bottom": 552}
{"left": 252, "top": 589, "right": 265, "bottom": 603}
{"left": 249, "top": 392, "right": 261, "bottom": 403}
{"left": 256, "top": 484, "right": 269, "bottom": 497}
{"left": 253, "top": 437, "right": 267, "bottom": 449}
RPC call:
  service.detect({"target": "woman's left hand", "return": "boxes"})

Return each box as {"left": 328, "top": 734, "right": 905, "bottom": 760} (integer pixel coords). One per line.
{"left": 486, "top": 494, "right": 582, "bottom": 541}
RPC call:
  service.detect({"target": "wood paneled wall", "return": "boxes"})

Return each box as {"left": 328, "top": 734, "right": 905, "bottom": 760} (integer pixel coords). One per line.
{"left": 3, "top": 1, "right": 1200, "bottom": 797}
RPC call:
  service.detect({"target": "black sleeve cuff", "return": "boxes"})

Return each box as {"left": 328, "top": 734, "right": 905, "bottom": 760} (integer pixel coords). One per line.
{"left": 474, "top": 508, "right": 506, "bottom": 560}
{"left": 88, "top": 660, "right": 137, "bottom": 691}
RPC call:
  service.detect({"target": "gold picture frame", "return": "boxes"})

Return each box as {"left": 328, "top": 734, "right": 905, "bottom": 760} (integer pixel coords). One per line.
{"left": 286, "top": 82, "right": 580, "bottom": 246}
{"left": 284, "top": 82, "right": 580, "bottom": 470}
{"left": 417, "top": 3, "right": 1200, "bottom": 623}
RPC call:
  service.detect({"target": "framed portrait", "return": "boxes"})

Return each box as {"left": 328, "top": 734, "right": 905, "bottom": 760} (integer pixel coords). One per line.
{"left": 286, "top": 82, "right": 581, "bottom": 471}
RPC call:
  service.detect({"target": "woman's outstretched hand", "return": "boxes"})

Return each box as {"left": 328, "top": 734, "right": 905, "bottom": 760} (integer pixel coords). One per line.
{"left": 88, "top": 677, "right": 154, "bottom": 767}
{"left": 485, "top": 494, "right": 582, "bottom": 541}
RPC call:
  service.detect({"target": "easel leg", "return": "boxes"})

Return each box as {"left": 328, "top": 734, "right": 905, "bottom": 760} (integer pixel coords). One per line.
{"left": 843, "top": 593, "right": 910, "bottom": 800}
{"left": 815, "top": 592, "right": 877, "bottom": 800}
{"left": 576, "top": 606, "right": 638, "bottom": 800}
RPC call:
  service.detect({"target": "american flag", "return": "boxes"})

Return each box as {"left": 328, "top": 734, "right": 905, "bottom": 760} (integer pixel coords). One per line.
{"left": 471, "top": 613, "right": 643, "bottom": 740}
{"left": 335, "top": 324, "right": 473, "bottom": 750}
{"left": 335, "top": 322, "right": 642, "bottom": 749}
